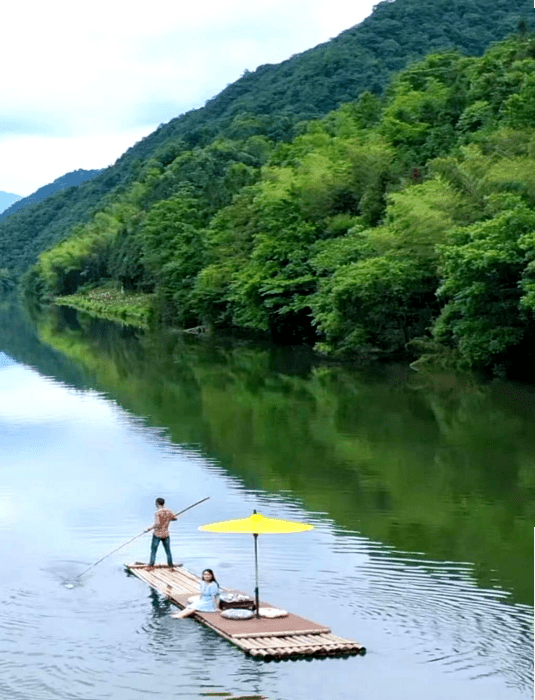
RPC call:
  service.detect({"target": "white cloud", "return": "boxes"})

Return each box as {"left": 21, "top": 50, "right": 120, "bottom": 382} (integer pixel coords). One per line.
{"left": 0, "top": 364, "right": 113, "bottom": 425}
{"left": 1, "top": 0, "right": 375, "bottom": 195}
{"left": 0, "top": 128, "right": 155, "bottom": 195}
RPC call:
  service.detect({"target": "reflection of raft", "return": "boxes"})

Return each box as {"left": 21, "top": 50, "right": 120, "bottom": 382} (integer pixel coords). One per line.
{"left": 125, "top": 563, "right": 365, "bottom": 661}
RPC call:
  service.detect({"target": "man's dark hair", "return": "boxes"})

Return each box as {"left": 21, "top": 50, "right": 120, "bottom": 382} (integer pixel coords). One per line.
{"left": 155, "top": 497, "right": 165, "bottom": 506}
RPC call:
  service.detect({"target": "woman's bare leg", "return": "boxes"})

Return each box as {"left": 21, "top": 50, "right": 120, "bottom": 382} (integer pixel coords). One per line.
{"left": 171, "top": 607, "right": 195, "bottom": 619}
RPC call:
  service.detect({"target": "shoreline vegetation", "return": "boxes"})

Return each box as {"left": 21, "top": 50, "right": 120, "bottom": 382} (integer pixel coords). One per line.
{"left": 54, "top": 286, "right": 153, "bottom": 328}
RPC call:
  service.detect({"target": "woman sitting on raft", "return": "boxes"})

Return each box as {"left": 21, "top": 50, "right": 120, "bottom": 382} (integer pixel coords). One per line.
{"left": 172, "top": 569, "right": 220, "bottom": 618}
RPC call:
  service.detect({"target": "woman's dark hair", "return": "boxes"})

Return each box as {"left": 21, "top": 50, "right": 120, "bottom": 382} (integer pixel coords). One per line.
{"left": 202, "top": 568, "right": 218, "bottom": 586}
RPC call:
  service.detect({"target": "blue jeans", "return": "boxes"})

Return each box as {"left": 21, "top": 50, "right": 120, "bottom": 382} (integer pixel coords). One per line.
{"left": 149, "top": 535, "right": 173, "bottom": 566}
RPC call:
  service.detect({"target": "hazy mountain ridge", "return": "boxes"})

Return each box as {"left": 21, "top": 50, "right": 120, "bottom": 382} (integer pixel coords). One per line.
{"left": 0, "top": 169, "right": 102, "bottom": 222}
{"left": 0, "top": 192, "right": 21, "bottom": 214}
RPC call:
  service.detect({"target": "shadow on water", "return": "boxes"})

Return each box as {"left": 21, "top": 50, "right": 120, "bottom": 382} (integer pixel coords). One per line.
{"left": 1, "top": 302, "right": 534, "bottom": 609}
{"left": 148, "top": 588, "right": 172, "bottom": 618}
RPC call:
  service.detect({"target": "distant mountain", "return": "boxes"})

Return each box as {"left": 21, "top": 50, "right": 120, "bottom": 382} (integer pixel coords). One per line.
{"left": 0, "top": 169, "right": 102, "bottom": 222}
{"left": 0, "top": 191, "right": 21, "bottom": 215}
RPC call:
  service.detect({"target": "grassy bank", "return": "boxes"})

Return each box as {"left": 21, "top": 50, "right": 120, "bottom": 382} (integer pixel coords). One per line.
{"left": 55, "top": 286, "right": 154, "bottom": 328}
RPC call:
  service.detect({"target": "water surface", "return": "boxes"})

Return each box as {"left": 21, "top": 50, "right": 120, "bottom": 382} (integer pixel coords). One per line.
{"left": 0, "top": 305, "right": 532, "bottom": 700}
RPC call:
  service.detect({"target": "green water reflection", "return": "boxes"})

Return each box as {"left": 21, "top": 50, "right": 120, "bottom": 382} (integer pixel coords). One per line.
{"left": 2, "top": 304, "right": 534, "bottom": 605}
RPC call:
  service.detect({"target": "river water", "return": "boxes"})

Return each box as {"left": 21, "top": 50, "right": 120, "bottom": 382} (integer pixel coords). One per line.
{"left": 0, "top": 304, "right": 532, "bottom": 700}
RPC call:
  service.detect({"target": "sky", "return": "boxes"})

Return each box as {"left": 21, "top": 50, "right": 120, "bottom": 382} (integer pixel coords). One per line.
{"left": 1, "top": 0, "right": 377, "bottom": 197}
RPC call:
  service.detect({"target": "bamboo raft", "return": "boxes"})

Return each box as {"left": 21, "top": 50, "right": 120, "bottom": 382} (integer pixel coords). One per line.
{"left": 125, "top": 563, "right": 365, "bottom": 661}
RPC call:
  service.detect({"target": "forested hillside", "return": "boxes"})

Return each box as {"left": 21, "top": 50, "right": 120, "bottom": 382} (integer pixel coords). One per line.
{"left": 23, "top": 31, "right": 535, "bottom": 378}
{"left": 0, "top": 0, "right": 527, "bottom": 285}
{"left": 0, "top": 169, "right": 102, "bottom": 222}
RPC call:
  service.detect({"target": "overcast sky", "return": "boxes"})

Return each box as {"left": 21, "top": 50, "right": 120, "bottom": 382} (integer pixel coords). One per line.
{"left": 1, "top": 0, "right": 377, "bottom": 197}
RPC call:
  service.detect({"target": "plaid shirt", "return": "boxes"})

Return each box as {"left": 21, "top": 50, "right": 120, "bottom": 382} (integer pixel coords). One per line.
{"left": 153, "top": 507, "right": 176, "bottom": 538}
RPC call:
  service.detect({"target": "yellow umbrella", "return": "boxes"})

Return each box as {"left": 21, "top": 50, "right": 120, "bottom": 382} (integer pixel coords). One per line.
{"left": 200, "top": 510, "right": 313, "bottom": 617}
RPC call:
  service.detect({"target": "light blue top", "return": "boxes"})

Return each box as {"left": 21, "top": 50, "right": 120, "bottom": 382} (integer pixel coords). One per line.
{"left": 190, "top": 581, "right": 219, "bottom": 612}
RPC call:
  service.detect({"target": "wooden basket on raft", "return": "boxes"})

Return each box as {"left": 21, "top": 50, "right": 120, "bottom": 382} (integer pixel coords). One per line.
{"left": 218, "top": 591, "right": 256, "bottom": 611}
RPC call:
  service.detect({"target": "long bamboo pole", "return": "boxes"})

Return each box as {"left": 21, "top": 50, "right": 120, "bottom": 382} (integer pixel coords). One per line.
{"left": 73, "top": 496, "right": 210, "bottom": 582}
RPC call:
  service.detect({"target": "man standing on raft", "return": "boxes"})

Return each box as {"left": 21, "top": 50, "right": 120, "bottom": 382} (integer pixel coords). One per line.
{"left": 146, "top": 497, "right": 179, "bottom": 567}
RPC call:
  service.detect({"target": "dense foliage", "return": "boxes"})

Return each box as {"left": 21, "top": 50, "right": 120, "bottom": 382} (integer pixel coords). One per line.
{"left": 21, "top": 32, "right": 535, "bottom": 377}
{"left": 0, "top": 0, "right": 527, "bottom": 282}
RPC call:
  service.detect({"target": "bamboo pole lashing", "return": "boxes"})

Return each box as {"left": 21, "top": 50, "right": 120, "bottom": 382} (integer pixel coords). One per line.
{"left": 240, "top": 637, "right": 263, "bottom": 650}
{"left": 231, "top": 628, "right": 327, "bottom": 639}
{"left": 293, "top": 634, "right": 344, "bottom": 647}
{"left": 238, "top": 637, "right": 262, "bottom": 650}
{"left": 272, "top": 637, "right": 293, "bottom": 649}
{"left": 249, "top": 636, "right": 272, "bottom": 649}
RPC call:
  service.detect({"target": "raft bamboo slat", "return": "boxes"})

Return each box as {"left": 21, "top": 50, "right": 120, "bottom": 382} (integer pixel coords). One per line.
{"left": 231, "top": 628, "right": 329, "bottom": 639}
{"left": 126, "top": 563, "right": 365, "bottom": 660}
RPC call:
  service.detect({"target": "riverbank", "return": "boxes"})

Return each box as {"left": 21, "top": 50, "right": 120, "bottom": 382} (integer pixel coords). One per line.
{"left": 54, "top": 286, "right": 153, "bottom": 328}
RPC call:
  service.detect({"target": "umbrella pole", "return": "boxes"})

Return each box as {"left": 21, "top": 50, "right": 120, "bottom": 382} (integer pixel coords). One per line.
{"left": 253, "top": 533, "right": 260, "bottom": 618}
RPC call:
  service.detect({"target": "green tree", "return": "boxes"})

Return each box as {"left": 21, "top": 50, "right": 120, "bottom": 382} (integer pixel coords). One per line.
{"left": 142, "top": 190, "right": 205, "bottom": 325}
{"left": 381, "top": 51, "right": 469, "bottom": 162}
{"left": 0, "top": 268, "right": 14, "bottom": 294}
{"left": 313, "top": 254, "right": 438, "bottom": 358}
{"left": 433, "top": 205, "right": 535, "bottom": 373}
{"left": 229, "top": 194, "right": 318, "bottom": 340}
